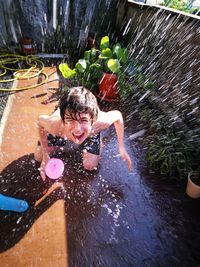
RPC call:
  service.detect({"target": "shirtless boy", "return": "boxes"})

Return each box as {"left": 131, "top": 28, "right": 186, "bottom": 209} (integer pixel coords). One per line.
{"left": 34, "top": 86, "right": 132, "bottom": 181}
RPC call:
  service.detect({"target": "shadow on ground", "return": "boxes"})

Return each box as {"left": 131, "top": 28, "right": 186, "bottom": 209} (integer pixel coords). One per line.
{"left": 0, "top": 153, "right": 64, "bottom": 252}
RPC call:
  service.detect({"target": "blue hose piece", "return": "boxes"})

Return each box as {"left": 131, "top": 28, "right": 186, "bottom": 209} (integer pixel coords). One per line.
{"left": 0, "top": 194, "right": 29, "bottom": 212}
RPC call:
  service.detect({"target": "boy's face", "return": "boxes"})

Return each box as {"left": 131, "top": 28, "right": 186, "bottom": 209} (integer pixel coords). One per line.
{"left": 64, "top": 111, "right": 92, "bottom": 144}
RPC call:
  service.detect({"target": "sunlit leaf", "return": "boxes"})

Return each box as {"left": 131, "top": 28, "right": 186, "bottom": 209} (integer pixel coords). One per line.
{"left": 100, "top": 36, "right": 110, "bottom": 51}
{"left": 107, "top": 59, "right": 121, "bottom": 73}
{"left": 59, "top": 63, "right": 76, "bottom": 78}
{"left": 99, "top": 48, "right": 112, "bottom": 59}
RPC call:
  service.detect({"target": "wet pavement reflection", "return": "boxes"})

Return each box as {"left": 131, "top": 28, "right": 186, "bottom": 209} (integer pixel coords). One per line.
{"left": 0, "top": 126, "right": 200, "bottom": 266}
{"left": 65, "top": 127, "right": 200, "bottom": 267}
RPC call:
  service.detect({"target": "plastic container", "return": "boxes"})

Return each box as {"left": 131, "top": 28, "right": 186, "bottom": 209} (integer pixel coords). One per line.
{"left": 45, "top": 158, "right": 64, "bottom": 179}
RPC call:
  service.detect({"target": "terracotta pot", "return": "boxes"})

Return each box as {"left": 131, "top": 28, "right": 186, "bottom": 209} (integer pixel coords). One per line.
{"left": 98, "top": 73, "right": 119, "bottom": 101}
{"left": 21, "top": 38, "right": 32, "bottom": 45}
{"left": 21, "top": 38, "right": 37, "bottom": 54}
{"left": 186, "top": 172, "right": 200, "bottom": 199}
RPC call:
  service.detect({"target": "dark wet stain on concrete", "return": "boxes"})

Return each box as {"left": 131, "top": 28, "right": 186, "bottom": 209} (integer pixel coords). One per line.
{"left": 0, "top": 127, "right": 200, "bottom": 266}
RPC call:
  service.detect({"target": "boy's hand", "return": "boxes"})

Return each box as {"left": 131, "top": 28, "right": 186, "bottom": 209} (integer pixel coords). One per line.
{"left": 40, "top": 155, "right": 50, "bottom": 181}
{"left": 40, "top": 162, "right": 46, "bottom": 181}
{"left": 118, "top": 146, "right": 132, "bottom": 171}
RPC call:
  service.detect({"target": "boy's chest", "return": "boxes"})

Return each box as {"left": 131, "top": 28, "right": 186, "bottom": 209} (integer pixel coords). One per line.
{"left": 47, "top": 133, "right": 80, "bottom": 153}
{"left": 49, "top": 129, "right": 71, "bottom": 142}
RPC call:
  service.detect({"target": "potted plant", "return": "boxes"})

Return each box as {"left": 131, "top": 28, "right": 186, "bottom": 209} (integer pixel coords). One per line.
{"left": 59, "top": 36, "right": 131, "bottom": 101}
{"left": 186, "top": 166, "right": 200, "bottom": 199}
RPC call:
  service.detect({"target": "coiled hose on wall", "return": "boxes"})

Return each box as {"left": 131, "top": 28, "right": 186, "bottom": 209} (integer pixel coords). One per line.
{"left": 0, "top": 51, "right": 49, "bottom": 92}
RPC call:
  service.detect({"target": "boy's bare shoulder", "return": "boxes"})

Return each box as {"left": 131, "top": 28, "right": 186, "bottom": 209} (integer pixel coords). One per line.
{"left": 92, "top": 110, "right": 115, "bottom": 133}
{"left": 38, "top": 109, "right": 61, "bottom": 129}
{"left": 96, "top": 110, "right": 107, "bottom": 122}
{"left": 96, "top": 109, "right": 121, "bottom": 124}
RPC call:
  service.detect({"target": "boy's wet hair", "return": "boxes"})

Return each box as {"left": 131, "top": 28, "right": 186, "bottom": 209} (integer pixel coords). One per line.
{"left": 59, "top": 87, "right": 98, "bottom": 123}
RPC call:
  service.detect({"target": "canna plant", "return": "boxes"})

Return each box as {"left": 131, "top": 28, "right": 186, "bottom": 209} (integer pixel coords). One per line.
{"left": 59, "top": 36, "right": 132, "bottom": 100}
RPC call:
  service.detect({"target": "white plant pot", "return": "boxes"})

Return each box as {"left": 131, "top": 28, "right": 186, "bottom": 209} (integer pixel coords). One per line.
{"left": 186, "top": 172, "right": 200, "bottom": 199}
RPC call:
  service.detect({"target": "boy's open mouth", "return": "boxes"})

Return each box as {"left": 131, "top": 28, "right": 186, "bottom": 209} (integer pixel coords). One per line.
{"left": 72, "top": 133, "right": 85, "bottom": 143}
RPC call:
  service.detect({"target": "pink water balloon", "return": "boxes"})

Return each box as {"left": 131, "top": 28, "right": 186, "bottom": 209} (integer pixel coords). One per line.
{"left": 45, "top": 158, "right": 64, "bottom": 179}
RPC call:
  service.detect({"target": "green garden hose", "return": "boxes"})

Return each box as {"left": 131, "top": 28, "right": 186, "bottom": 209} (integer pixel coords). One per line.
{"left": 0, "top": 52, "right": 49, "bottom": 91}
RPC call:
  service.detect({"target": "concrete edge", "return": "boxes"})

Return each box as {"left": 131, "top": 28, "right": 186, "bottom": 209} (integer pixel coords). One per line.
{"left": 0, "top": 80, "right": 18, "bottom": 150}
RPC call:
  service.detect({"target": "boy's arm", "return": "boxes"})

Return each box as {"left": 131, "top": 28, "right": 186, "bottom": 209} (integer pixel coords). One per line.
{"left": 37, "top": 115, "right": 51, "bottom": 180}
{"left": 98, "top": 110, "right": 132, "bottom": 171}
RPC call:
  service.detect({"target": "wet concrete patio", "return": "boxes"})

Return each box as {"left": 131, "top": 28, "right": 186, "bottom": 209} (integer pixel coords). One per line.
{"left": 0, "top": 67, "right": 200, "bottom": 267}
{"left": 0, "top": 68, "right": 68, "bottom": 267}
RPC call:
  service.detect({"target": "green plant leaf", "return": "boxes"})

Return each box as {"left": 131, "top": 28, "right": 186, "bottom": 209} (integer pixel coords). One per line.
{"left": 100, "top": 36, "right": 110, "bottom": 51}
{"left": 89, "top": 63, "right": 102, "bottom": 71}
{"left": 99, "top": 48, "right": 112, "bottom": 59}
{"left": 113, "top": 43, "right": 121, "bottom": 52}
{"left": 89, "top": 63, "right": 103, "bottom": 79}
{"left": 75, "top": 59, "right": 87, "bottom": 73}
{"left": 84, "top": 51, "right": 90, "bottom": 61}
{"left": 84, "top": 49, "right": 98, "bottom": 63}
{"left": 113, "top": 44, "right": 128, "bottom": 64}
{"left": 113, "top": 44, "right": 122, "bottom": 59}
{"left": 107, "top": 59, "right": 121, "bottom": 73}
{"left": 120, "top": 48, "right": 129, "bottom": 64}
{"left": 161, "top": 159, "right": 170, "bottom": 174}
{"left": 59, "top": 63, "right": 76, "bottom": 79}
{"left": 90, "top": 48, "right": 98, "bottom": 63}
{"left": 91, "top": 48, "right": 97, "bottom": 56}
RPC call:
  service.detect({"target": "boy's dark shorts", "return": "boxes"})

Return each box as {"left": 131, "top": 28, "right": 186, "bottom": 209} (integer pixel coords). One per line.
{"left": 38, "top": 133, "right": 101, "bottom": 155}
